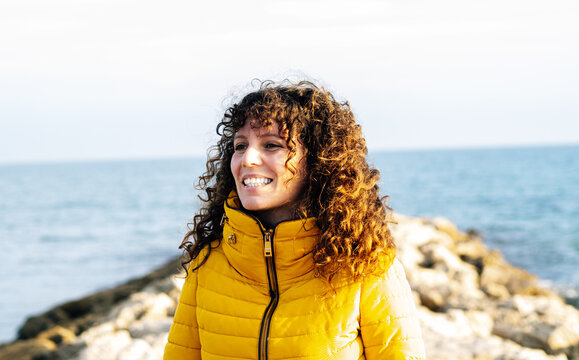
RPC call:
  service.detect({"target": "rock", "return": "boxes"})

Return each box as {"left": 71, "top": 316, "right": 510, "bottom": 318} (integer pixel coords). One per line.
{"left": 117, "top": 339, "right": 152, "bottom": 360}
{"left": 431, "top": 216, "right": 468, "bottom": 243}
{"left": 492, "top": 295, "right": 579, "bottom": 358}
{"left": 128, "top": 318, "right": 173, "bottom": 339}
{"left": 454, "top": 237, "right": 488, "bottom": 270}
{"left": 143, "top": 276, "right": 179, "bottom": 295}
{"left": 550, "top": 322, "right": 579, "bottom": 359}
{"left": 419, "top": 242, "right": 480, "bottom": 289}
{"left": 112, "top": 292, "right": 175, "bottom": 329}
{"left": 80, "top": 322, "right": 116, "bottom": 345}
{"left": 480, "top": 251, "right": 538, "bottom": 298}
{"left": 78, "top": 330, "right": 132, "bottom": 360}
{"left": 146, "top": 333, "right": 169, "bottom": 360}
{"left": 419, "top": 308, "right": 492, "bottom": 339}
{"left": 409, "top": 241, "right": 484, "bottom": 311}
{"left": 37, "top": 343, "right": 85, "bottom": 360}
{"left": 391, "top": 217, "right": 453, "bottom": 249}
{"left": 141, "top": 293, "right": 175, "bottom": 320}
{"left": 37, "top": 326, "right": 76, "bottom": 346}
{"left": 17, "top": 316, "right": 55, "bottom": 340}
{"left": 418, "top": 307, "right": 566, "bottom": 360}
{"left": 0, "top": 338, "right": 55, "bottom": 360}
{"left": 409, "top": 267, "right": 451, "bottom": 311}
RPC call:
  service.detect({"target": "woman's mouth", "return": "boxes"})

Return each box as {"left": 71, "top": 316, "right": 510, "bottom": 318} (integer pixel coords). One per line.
{"left": 243, "top": 177, "right": 273, "bottom": 187}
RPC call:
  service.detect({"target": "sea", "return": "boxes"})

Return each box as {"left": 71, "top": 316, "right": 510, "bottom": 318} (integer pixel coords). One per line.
{"left": 1, "top": 144, "right": 578, "bottom": 343}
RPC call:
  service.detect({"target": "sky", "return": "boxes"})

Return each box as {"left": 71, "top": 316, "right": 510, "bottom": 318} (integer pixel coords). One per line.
{"left": 1, "top": 0, "right": 578, "bottom": 164}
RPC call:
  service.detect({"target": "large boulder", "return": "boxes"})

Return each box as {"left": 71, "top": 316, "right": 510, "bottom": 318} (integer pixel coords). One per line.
{"left": 418, "top": 307, "right": 566, "bottom": 360}
{"left": 480, "top": 251, "right": 540, "bottom": 299}
{"left": 492, "top": 295, "right": 579, "bottom": 358}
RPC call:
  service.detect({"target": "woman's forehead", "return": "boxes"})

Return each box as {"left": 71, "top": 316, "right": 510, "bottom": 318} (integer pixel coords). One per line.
{"left": 238, "top": 119, "right": 289, "bottom": 139}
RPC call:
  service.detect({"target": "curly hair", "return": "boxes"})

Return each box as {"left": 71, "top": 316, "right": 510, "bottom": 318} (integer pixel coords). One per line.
{"left": 180, "top": 79, "right": 395, "bottom": 283}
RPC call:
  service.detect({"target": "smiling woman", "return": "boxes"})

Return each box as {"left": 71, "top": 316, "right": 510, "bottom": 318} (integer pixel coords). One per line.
{"left": 164, "top": 80, "right": 425, "bottom": 359}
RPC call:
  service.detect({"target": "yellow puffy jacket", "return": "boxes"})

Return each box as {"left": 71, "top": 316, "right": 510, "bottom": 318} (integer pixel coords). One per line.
{"left": 164, "top": 194, "right": 425, "bottom": 359}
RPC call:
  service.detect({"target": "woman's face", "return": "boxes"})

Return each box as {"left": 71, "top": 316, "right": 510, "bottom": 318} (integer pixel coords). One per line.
{"left": 230, "top": 120, "right": 306, "bottom": 226}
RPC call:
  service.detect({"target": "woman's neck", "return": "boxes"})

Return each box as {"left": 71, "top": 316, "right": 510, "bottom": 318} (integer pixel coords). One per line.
{"left": 252, "top": 206, "right": 298, "bottom": 229}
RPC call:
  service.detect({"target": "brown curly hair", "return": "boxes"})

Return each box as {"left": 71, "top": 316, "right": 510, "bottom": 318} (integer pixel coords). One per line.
{"left": 180, "top": 79, "right": 395, "bottom": 283}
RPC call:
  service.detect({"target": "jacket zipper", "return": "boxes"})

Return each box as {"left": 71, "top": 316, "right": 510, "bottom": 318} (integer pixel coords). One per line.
{"left": 222, "top": 201, "right": 285, "bottom": 359}
{"left": 258, "top": 229, "right": 279, "bottom": 360}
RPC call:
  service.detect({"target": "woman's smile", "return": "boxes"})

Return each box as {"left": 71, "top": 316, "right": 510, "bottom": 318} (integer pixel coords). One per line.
{"left": 242, "top": 176, "right": 273, "bottom": 187}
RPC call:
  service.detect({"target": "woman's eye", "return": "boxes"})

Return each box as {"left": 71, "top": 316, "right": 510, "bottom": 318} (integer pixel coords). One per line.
{"left": 265, "top": 143, "right": 283, "bottom": 150}
{"left": 234, "top": 143, "right": 247, "bottom": 151}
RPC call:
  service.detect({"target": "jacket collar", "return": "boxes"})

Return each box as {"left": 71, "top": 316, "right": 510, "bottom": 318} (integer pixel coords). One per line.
{"left": 221, "top": 191, "right": 320, "bottom": 285}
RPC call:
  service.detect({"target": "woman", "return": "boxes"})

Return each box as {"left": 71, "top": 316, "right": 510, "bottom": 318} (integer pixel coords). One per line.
{"left": 164, "top": 80, "right": 425, "bottom": 359}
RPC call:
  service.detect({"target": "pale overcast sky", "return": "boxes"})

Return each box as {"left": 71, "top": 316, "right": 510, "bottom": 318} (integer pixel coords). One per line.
{"left": 1, "top": 0, "right": 578, "bottom": 163}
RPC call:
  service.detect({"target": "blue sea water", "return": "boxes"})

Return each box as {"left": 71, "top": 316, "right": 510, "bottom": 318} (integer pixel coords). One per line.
{"left": 0, "top": 145, "right": 578, "bottom": 342}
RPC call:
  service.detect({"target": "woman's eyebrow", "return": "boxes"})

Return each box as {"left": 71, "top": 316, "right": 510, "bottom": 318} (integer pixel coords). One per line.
{"left": 259, "top": 133, "right": 283, "bottom": 139}
{"left": 234, "top": 132, "right": 282, "bottom": 139}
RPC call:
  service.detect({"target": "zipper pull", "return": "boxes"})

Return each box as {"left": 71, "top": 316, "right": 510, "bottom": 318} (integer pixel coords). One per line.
{"left": 264, "top": 230, "right": 273, "bottom": 257}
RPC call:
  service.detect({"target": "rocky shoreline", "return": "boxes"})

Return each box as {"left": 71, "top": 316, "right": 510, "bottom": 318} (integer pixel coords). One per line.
{"left": 1, "top": 215, "right": 578, "bottom": 360}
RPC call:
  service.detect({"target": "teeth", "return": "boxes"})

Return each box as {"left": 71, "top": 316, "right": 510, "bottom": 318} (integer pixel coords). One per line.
{"left": 243, "top": 177, "right": 273, "bottom": 187}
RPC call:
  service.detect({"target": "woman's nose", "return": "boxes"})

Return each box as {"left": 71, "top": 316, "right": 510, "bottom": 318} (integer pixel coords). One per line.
{"left": 242, "top": 146, "right": 262, "bottom": 166}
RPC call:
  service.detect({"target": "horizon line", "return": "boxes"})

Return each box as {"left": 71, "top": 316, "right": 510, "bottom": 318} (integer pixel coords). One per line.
{"left": 1, "top": 141, "right": 578, "bottom": 167}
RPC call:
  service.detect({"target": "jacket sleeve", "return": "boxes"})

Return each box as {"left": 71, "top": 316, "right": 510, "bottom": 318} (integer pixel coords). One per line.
{"left": 163, "top": 263, "right": 201, "bottom": 359}
{"left": 360, "top": 258, "right": 426, "bottom": 360}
